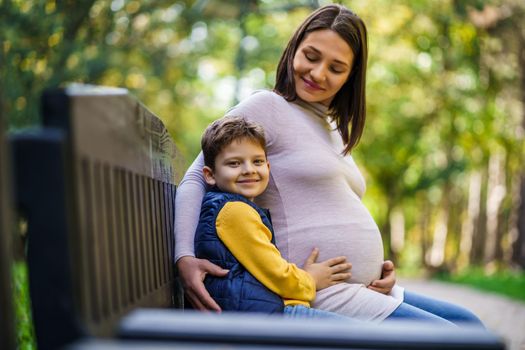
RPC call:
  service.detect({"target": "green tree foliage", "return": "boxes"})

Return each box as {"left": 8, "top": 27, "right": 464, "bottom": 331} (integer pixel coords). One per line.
{"left": 1, "top": 0, "right": 523, "bottom": 272}
{"left": 0, "top": 0, "right": 322, "bottom": 157}
{"left": 356, "top": 0, "right": 524, "bottom": 270}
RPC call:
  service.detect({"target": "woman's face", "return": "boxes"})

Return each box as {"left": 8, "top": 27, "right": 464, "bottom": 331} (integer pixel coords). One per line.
{"left": 293, "top": 29, "right": 354, "bottom": 106}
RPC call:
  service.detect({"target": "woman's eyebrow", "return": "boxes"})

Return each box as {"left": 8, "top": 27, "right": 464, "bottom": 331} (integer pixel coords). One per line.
{"left": 305, "top": 45, "right": 350, "bottom": 67}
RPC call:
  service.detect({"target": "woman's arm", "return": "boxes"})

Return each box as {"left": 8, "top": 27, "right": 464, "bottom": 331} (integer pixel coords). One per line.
{"left": 174, "top": 153, "right": 207, "bottom": 261}
{"left": 174, "top": 153, "right": 228, "bottom": 311}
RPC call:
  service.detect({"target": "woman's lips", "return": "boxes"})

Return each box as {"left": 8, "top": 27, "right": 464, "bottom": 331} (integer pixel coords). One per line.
{"left": 302, "top": 77, "right": 323, "bottom": 90}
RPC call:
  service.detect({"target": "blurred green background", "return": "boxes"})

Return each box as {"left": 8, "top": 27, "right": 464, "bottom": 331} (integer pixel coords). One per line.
{"left": 1, "top": 0, "right": 524, "bottom": 321}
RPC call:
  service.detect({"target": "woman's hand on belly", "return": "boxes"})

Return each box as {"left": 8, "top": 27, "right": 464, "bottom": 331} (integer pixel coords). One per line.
{"left": 367, "top": 260, "right": 396, "bottom": 294}
{"left": 303, "top": 248, "right": 352, "bottom": 290}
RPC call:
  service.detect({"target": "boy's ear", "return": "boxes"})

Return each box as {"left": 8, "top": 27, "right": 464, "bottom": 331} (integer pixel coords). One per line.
{"left": 202, "top": 166, "right": 216, "bottom": 186}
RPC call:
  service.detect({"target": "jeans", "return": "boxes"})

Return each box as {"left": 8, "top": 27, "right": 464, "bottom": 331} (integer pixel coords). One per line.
{"left": 386, "top": 290, "right": 484, "bottom": 327}
{"left": 284, "top": 305, "right": 360, "bottom": 323}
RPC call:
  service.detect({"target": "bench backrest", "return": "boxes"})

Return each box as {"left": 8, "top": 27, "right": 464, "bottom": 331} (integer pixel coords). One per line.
{"left": 12, "top": 85, "right": 182, "bottom": 350}
{"left": 0, "top": 113, "right": 16, "bottom": 350}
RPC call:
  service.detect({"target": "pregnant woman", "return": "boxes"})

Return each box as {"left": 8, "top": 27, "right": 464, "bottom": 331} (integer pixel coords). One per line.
{"left": 175, "top": 4, "right": 482, "bottom": 326}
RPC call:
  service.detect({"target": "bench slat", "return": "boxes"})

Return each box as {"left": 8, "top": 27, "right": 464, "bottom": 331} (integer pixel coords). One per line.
{"left": 118, "top": 309, "right": 505, "bottom": 350}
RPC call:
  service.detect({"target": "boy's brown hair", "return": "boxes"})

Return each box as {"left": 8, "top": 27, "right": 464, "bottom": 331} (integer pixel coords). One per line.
{"left": 201, "top": 116, "right": 266, "bottom": 170}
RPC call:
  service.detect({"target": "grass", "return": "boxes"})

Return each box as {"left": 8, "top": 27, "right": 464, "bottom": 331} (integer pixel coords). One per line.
{"left": 13, "top": 262, "right": 36, "bottom": 350}
{"left": 434, "top": 267, "right": 525, "bottom": 303}
{"left": 396, "top": 242, "right": 525, "bottom": 302}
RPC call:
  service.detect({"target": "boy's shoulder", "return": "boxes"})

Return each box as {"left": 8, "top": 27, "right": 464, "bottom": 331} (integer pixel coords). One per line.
{"left": 203, "top": 189, "right": 247, "bottom": 201}
{"left": 202, "top": 190, "right": 254, "bottom": 210}
{"left": 200, "top": 190, "right": 266, "bottom": 224}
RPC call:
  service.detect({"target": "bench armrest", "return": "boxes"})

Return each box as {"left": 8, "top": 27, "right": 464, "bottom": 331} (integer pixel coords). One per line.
{"left": 118, "top": 309, "right": 505, "bottom": 349}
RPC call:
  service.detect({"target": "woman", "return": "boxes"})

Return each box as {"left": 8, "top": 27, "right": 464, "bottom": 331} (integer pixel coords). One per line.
{"left": 175, "top": 4, "right": 482, "bottom": 326}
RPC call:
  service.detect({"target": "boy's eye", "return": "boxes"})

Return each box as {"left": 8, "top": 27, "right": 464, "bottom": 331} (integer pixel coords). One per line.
{"left": 227, "top": 161, "right": 240, "bottom": 167}
{"left": 254, "top": 159, "right": 266, "bottom": 165}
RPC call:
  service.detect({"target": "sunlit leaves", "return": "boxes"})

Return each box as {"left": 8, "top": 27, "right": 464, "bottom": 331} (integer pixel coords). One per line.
{"left": 1, "top": 0, "right": 523, "bottom": 269}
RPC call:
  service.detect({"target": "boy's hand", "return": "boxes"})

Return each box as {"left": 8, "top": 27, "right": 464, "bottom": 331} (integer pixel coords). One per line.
{"left": 303, "top": 248, "right": 351, "bottom": 290}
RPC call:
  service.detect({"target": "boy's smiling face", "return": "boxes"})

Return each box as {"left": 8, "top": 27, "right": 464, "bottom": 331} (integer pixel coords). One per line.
{"left": 203, "top": 138, "right": 270, "bottom": 201}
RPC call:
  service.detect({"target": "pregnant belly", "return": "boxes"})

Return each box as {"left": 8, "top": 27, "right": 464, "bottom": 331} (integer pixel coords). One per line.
{"left": 286, "top": 222, "right": 385, "bottom": 287}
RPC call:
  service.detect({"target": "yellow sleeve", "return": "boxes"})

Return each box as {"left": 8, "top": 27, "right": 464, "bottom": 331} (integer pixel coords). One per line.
{"left": 216, "top": 201, "right": 315, "bottom": 302}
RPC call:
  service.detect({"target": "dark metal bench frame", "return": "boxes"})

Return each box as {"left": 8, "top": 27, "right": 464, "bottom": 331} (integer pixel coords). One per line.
{"left": 0, "top": 107, "right": 16, "bottom": 350}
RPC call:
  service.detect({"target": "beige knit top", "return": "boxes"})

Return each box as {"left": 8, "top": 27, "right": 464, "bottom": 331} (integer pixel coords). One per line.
{"left": 174, "top": 90, "right": 403, "bottom": 321}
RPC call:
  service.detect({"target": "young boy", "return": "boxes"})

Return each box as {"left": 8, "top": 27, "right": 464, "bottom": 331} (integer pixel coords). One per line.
{"left": 194, "top": 116, "right": 353, "bottom": 319}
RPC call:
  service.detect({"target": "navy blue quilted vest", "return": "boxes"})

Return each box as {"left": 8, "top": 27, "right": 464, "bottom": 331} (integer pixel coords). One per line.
{"left": 194, "top": 190, "right": 284, "bottom": 313}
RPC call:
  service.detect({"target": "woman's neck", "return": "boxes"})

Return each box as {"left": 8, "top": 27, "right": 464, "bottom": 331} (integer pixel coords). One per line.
{"left": 293, "top": 98, "right": 330, "bottom": 119}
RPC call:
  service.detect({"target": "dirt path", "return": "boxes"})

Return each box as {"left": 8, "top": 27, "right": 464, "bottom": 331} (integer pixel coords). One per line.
{"left": 400, "top": 278, "right": 525, "bottom": 350}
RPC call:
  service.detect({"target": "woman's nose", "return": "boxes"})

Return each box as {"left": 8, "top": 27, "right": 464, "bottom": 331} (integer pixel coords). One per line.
{"left": 310, "top": 63, "right": 327, "bottom": 82}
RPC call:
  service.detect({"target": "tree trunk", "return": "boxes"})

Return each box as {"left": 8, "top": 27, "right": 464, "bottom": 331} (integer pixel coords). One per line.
{"left": 427, "top": 206, "right": 449, "bottom": 268}
{"left": 419, "top": 196, "right": 431, "bottom": 269}
{"left": 389, "top": 207, "right": 405, "bottom": 254}
{"left": 381, "top": 197, "right": 397, "bottom": 264}
{"left": 427, "top": 186, "right": 450, "bottom": 268}
{"left": 459, "top": 170, "right": 482, "bottom": 268}
{"left": 484, "top": 151, "right": 506, "bottom": 265}
{"left": 514, "top": 176, "right": 525, "bottom": 268}
{"left": 511, "top": 19, "right": 525, "bottom": 268}
{"left": 470, "top": 168, "right": 488, "bottom": 265}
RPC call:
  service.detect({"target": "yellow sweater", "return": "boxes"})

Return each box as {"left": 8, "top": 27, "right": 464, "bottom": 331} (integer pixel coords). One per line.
{"left": 216, "top": 201, "right": 316, "bottom": 306}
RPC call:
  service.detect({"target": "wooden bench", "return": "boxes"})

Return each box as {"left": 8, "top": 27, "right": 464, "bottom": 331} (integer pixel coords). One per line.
{"left": 11, "top": 85, "right": 183, "bottom": 350}
{"left": 9, "top": 84, "right": 506, "bottom": 350}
